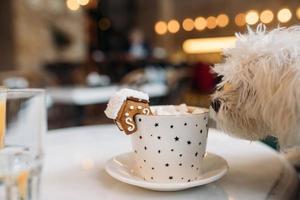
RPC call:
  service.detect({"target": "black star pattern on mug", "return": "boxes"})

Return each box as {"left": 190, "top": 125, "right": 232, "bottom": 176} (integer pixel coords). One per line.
{"left": 174, "top": 136, "right": 179, "bottom": 141}
{"left": 188, "top": 179, "right": 191, "bottom": 182}
{"left": 198, "top": 142, "right": 202, "bottom": 146}
{"left": 155, "top": 123, "right": 159, "bottom": 127}
{"left": 196, "top": 124, "right": 198, "bottom": 127}
{"left": 158, "top": 150, "right": 161, "bottom": 154}
{"left": 179, "top": 163, "right": 182, "bottom": 166}
{"left": 151, "top": 167, "right": 155, "bottom": 170}
{"left": 171, "top": 149, "right": 174, "bottom": 152}
{"left": 200, "top": 129, "right": 202, "bottom": 133}
{"left": 169, "top": 176, "right": 173, "bottom": 180}
{"left": 184, "top": 122, "right": 187, "bottom": 126}
{"left": 170, "top": 125, "right": 174, "bottom": 128}
{"left": 150, "top": 134, "right": 153, "bottom": 137}
{"left": 151, "top": 177, "right": 153, "bottom": 180}
{"left": 139, "top": 135, "right": 142, "bottom": 139}
{"left": 165, "top": 163, "right": 169, "bottom": 167}
{"left": 138, "top": 118, "right": 142, "bottom": 122}
{"left": 191, "top": 164, "right": 194, "bottom": 168}
{"left": 134, "top": 150, "right": 137, "bottom": 154}
{"left": 144, "top": 146, "right": 147, "bottom": 150}
{"left": 179, "top": 154, "right": 183, "bottom": 157}
{"left": 195, "top": 152, "right": 198, "bottom": 157}
{"left": 144, "top": 160, "right": 146, "bottom": 163}
{"left": 187, "top": 141, "right": 191, "bottom": 145}
{"left": 157, "top": 136, "right": 161, "bottom": 140}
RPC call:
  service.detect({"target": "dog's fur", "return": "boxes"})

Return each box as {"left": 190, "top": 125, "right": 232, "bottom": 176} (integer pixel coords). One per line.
{"left": 211, "top": 24, "right": 300, "bottom": 148}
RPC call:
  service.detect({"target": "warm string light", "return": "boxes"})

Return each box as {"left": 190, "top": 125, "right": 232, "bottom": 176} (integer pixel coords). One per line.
{"left": 182, "top": 18, "right": 194, "bottom": 31}
{"left": 167, "top": 20, "right": 180, "bottom": 33}
{"left": 194, "top": 17, "right": 206, "bottom": 31}
{"left": 206, "top": 16, "right": 217, "bottom": 29}
{"left": 277, "top": 8, "right": 292, "bottom": 23}
{"left": 66, "top": 0, "right": 80, "bottom": 11}
{"left": 154, "top": 21, "right": 167, "bottom": 35}
{"left": 66, "top": 0, "right": 90, "bottom": 11}
{"left": 260, "top": 10, "right": 274, "bottom": 24}
{"left": 246, "top": 10, "right": 259, "bottom": 25}
{"left": 235, "top": 13, "right": 246, "bottom": 26}
{"left": 77, "top": 0, "right": 89, "bottom": 6}
{"left": 154, "top": 7, "right": 300, "bottom": 35}
{"left": 216, "top": 14, "right": 229, "bottom": 27}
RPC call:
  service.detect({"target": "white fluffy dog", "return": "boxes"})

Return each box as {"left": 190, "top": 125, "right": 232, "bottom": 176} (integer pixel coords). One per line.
{"left": 211, "top": 24, "right": 300, "bottom": 148}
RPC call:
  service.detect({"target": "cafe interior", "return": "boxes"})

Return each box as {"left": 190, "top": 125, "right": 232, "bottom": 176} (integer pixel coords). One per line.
{"left": 0, "top": 0, "right": 300, "bottom": 199}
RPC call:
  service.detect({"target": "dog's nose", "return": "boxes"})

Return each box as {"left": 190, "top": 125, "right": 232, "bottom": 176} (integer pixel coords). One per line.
{"left": 211, "top": 99, "right": 221, "bottom": 113}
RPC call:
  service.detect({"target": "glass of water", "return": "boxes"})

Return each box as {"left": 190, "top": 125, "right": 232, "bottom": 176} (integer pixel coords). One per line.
{"left": 0, "top": 89, "right": 46, "bottom": 200}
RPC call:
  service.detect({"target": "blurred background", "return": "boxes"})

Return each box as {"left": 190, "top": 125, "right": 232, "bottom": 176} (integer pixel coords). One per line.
{"left": 0, "top": 0, "right": 299, "bottom": 129}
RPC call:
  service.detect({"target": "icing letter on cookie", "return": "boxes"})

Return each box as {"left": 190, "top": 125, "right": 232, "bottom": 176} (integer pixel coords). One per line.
{"left": 142, "top": 108, "right": 150, "bottom": 115}
{"left": 125, "top": 117, "right": 135, "bottom": 131}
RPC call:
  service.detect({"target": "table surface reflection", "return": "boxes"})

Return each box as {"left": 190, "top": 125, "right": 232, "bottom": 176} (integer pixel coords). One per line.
{"left": 41, "top": 125, "right": 298, "bottom": 200}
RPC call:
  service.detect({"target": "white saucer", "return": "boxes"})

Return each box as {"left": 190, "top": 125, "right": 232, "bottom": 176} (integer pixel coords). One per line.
{"left": 105, "top": 152, "right": 228, "bottom": 191}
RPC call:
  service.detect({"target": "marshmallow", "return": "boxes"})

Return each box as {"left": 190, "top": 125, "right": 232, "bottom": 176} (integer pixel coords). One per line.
{"left": 151, "top": 104, "right": 188, "bottom": 115}
{"left": 104, "top": 88, "right": 149, "bottom": 119}
{"left": 151, "top": 104, "right": 207, "bottom": 115}
{"left": 191, "top": 108, "right": 206, "bottom": 114}
{"left": 177, "top": 104, "right": 189, "bottom": 114}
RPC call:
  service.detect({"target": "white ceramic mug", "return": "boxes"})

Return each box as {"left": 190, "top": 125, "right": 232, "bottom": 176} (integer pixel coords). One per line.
{"left": 131, "top": 106, "right": 209, "bottom": 183}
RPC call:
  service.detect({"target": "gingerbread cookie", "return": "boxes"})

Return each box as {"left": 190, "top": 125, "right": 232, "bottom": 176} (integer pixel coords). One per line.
{"left": 104, "top": 89, "right": 152, "bottom": 134}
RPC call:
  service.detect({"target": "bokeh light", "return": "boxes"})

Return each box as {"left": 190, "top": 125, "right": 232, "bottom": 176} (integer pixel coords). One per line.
{"left": 66, "top": 0, "right": 80, "bottom": 11}
{"left": 182, "top": 18, "right": 194, "bottom": 31}
{"left": 206, "top": 16, "right": 217, "bottom": 29}
{"left": 216, "top": 14, "right": 229, "bottom": 27}
{"left": 154, "top": 21, "right": 167, "bottom": 35}
{"left": 194, "top": 17, "right": 206, "bottom": 31}
{"left": 77, "top": 0, "right": 89, "bottom": 6}
{"left": 277, "top": 8, "right": 292, "bottom": 23}
{"left": 167, "top": 20, "right": 180, "bottom": 33}
{"left": 297, "top": 7, "right": 300, "bottom": 19}
{"left": 235, "top": 13, "right": 246, "bottom": 26}
{"left": 98, "top": 18, "right": 111, "bottom": 31}
{"left": 260, "top": 10, "right": 274, "bottom": 24}
{"left": 183, "top": 36, "right": 236, "bottom": 54}
{"left": 245, "top": 10, "right": 259, "bottom": 25}
{"left": 85, "top": 0, "right": 98, "bottom": 9}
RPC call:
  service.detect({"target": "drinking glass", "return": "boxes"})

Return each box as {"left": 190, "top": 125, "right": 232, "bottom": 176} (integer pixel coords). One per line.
{"left": 0, "top": 89, "right": 46, "bottom": 200}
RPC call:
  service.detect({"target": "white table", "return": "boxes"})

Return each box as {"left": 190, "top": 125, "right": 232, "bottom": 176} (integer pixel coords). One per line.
{"left": 47, "top": 83, "right": 168, "bottom": 105}
{"left": 42, "top": 125, "right": 299, "bottom": 200}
